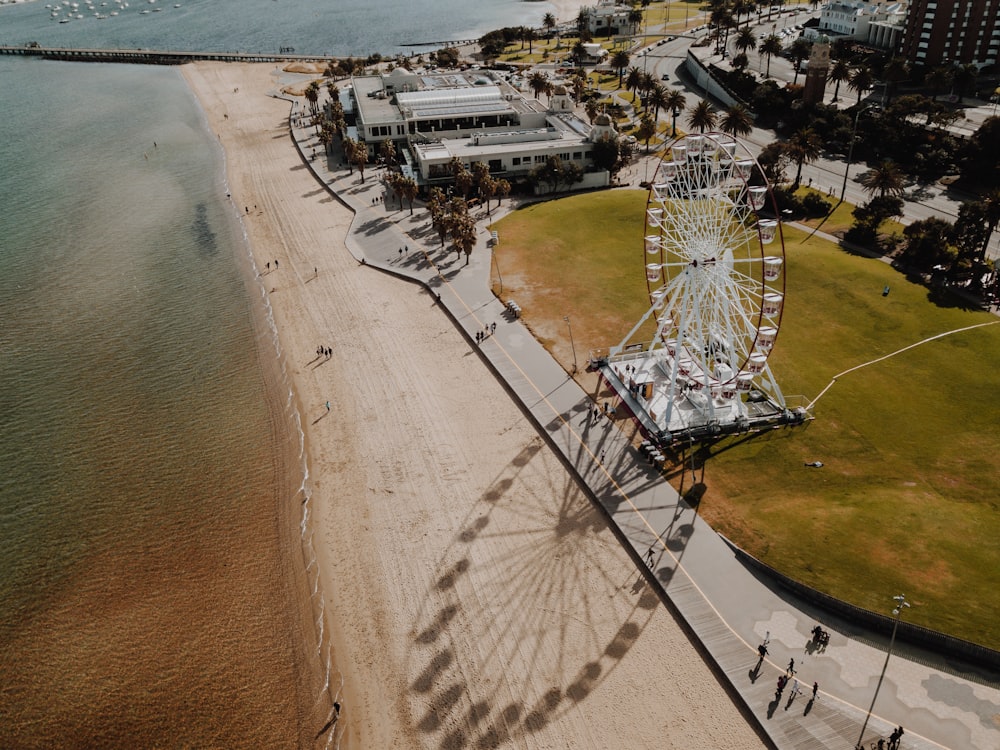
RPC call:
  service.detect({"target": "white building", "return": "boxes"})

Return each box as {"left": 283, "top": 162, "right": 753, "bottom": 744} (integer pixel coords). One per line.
{"left": 806, "top": 0, "right": 906, "bottom": 50}
{"left": 583, "top": 0, "right": 632, "bottom": 38}
{"left": 349, "top": 70, "right": 616, "bottom": 191}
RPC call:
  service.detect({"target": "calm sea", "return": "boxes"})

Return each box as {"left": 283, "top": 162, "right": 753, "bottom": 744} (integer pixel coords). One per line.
{"left": 0, "top": 0, "right": 560, "bottom": 57}
{"left": 0, "top": 1, "right": 559, "bottom": 744}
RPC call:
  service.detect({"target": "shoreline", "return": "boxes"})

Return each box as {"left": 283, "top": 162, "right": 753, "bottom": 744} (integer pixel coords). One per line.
{"left": 183, "top": 60, "right": 768, "bottom": 748}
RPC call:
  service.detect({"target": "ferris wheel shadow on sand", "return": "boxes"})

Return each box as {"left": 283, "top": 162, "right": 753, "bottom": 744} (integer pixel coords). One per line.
{"left": 403, "top": 436, "right": 665, "bottom": 750}
{"left": 600, "top": 132, "right": 812, "bottom": 447}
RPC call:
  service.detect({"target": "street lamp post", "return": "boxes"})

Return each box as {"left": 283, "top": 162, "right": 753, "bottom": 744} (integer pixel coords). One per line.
{"left": 839, "top": 104, "right": 869, "bottom": 203}
{"left": 671, "top": 106, "right": 680, "bottom": 138}
{"left": 564, "top": 315, "right": 578, "bottom": 373}
{"left": 854, "top": 594, "right": 910, "bottom": 750}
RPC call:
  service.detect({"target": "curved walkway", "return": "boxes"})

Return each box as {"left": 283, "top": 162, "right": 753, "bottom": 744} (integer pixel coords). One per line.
{"left": 286, "top": 100, "right": 1000, "bottom": 750}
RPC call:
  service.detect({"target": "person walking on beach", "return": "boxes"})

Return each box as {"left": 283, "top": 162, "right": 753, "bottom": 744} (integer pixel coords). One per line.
{"left": 325, "top": 401, "right": 330, "bottom": 412}
{"left": 274, "top": 259, "right": 278, "bottom": 268}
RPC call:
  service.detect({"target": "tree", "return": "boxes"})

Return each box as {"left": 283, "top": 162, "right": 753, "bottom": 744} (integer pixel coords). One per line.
{"left": 951, "top": 201, "right": 991, "bottom": 268}
{"left": 665, "top": 88, "right": 687, "bottom": 137}
{"left": 629, "top": 7, "right": 644, "bottom": 35}
{"left": 625, "top": 65, "right": 643, "bottom": 97}
{"left": 960, "top": 116, "right": 1000, "bottom": 186}
{"left": 305, "top": 81, "right": 320, "bottom": 115}
{"left": 611, "top": 49, "right": 631, "bottom": 88}
{"left": 451, "top": 158, "right": 474, "bottom": 199}
{"left": 785, "top": 128, "right": 821, "bottom": 189}
{"left": 528, "top": 71, "right": 550, "bottom": 101}
{"left": 758, "top": 141, "right": 791, "bottom": 184}
{"left": 899, "top": 216, "right": 954, "bottom": 270}
{"left": 379, "top": 139, "right": 397, "bottom": 168}
{"left": 731, "top": 52, "right": 749, "bottom": 72}
{"left": 479, "top": 174, "right": 497, "bottom": 215}
{"left": 647, "top": 82, "right": 669, "bottom": 120}
{"left": 881, "top": 57, "right": 910, "bottom": 105}
{"left": 952, "top": 63, "right": 978, "bottom": 102}
{"left": 585, "top": 98, "right": 600, "bottom": 124}
{"left": 849, "top": 195, "right": 904, "bottom": 247}
{"left": 734, "top": 26, "right": 757, "bottom": 58}
{"left": 687, "top": 100, "right": 717, "bottom": 133}
{"left": 494, "top": 178, "right": 511, "bottom": 210}
{"left": 720, "top": 104, "right": 754, "bottom": 138}
{"left": 859, "top": 160, "right": 905, "bottom": 199}
{"left": 342, "top": 137, "right": 358, "bottom": 175}
{"left": 828, "top": 58, "right": 851, "bottom": 101}
{"left": 591, "top": 134, "right": 626, "bottom": 179}
{"left": 543, "top": 12, "right": 557, "bottom": 37}
{"left": 637, "top": 113, "right": 657, "bottom": 153}
{"left": 849, "top": 65, "right": 873, "bottom": 103}
{"left": 759, "top": 34, "right": 782, "bottom": 79}
{"left": 788, "top": 38, "right": 811, "bottom": 86}
{"left": 924, "top": 66, "right": 952, "bottom": 101}
{"left": 576, "top": 7, "right": 592, "bottom": 38}
{"left": 400, "top": 176, "right": 419, "bottom": 215}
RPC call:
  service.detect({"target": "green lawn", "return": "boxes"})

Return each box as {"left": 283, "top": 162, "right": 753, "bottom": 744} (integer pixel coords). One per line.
{"left": 493, "top": 190, "right": 1000, "bottom": 648}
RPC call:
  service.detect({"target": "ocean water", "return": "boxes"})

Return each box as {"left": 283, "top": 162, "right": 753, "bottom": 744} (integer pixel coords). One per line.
{"left": 0, "top": 0, "right": 558, "bottom": 744}
{"left": 0, "top": 0, "right": 561, "bottom": 57}
{"left": 0, "top": 57, "right": 323, "bottom": 746}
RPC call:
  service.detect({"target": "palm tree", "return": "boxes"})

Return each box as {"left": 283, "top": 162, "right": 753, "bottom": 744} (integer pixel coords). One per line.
{"left": 734, "top": 26, "right": 757, "bottom": 58}
{"left": 628, "top": 7, "right": 644, "bottom": 36}
{"left": 859, "top": 160, "right": 906, "bottom": 199}
{"left": 379, "top": 139, "right": 396, "bottom": 167}
{"left": 849, "top": 65, "right": 873, "bottom": 103}
{"left": 304, "top": 81, "right": 320, "bottom": 115}
{"left": 785, "top": 128, "right": 821, "bottom": 189}
{"left": 828, "top": 58, "right": 851, "bottom": 101}
{"left": 528, "top": 71, "right": 550, "bottom": 101}
{"left": 494, "top": 178, "right": 511, "bottom": 210}
{"left": 524, "top": 27, "right": 537, "bottom": 55}
{"left": 665, "top": 88, "right": 687, "bottom": 137}
{"left": 720, "top": 104, "right": 754, "bottom": 138}
{"left": 925, "top": 66, "right": 952, "bottom": 101}
{"left": 881, "top": 57, "right": 909, "bottom": 105}
{"left": 543, "top": 12, "right": 557, "bottom": 37}
{"left": 625, "top": 66, "right": 643, "bottom": 97}
{"left": 952, "top": 63, "right": 978, "bottom": 102}
{"left": 687, "top": 100, "right": 717, "bottom": 133}
{"left": 637, "top": 113, "right": 657, "bottom": 153}
{"left": 611, "top": 49, "right": 631, "bottom": 88}
{"left": 585, "top": 99, "right": 600, "bottom": 124}
{"left": 648, "top": 82, "right": 670, "bottom": 120}
{"left": 400, "top": 176, "right": 419, "bottom": 215}
{"left": 759, "top": 34, "right": 781, "bottom": 78}
{"left": 788, "top": 38, "right": 811, "bottom": 85}
{"left": 710, "top": 6, "right": 734, "bottom": 55}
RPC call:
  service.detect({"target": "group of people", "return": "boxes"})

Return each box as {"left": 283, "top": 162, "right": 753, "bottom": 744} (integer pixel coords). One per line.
{"left": 811, "top": 624, "right": 831, "bottom": 648}
{"left": 873, "top": 726, "right": 905, "bottom": 749}
{"left": 475, "top": 322, "right": 497, "bottom": 344}
{"left": 316, "top": 345, "right": 332, "bottom": 360}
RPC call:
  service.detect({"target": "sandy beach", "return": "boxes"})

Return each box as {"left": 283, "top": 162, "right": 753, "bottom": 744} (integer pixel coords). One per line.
{"left": 182, "top": 61, "right": 767, "bottom": 749}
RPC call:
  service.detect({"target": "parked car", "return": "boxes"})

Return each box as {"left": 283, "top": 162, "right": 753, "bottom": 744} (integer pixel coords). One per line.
{"left": 661, "top": 72, "right": 670, "bottom": 80}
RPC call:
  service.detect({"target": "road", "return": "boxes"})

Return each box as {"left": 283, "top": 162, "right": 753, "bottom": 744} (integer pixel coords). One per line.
{"left": 629, "top": 18, "right": 1000, "bottom": 260}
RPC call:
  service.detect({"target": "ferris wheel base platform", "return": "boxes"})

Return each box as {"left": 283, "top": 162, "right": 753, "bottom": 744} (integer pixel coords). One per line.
{"left": 598, "top": 360, "right": 810, "bottom": 448}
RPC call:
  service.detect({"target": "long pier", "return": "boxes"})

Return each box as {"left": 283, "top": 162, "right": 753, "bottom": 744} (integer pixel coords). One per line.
{"left": 0, "top": 44, "right": 335, "bottom": 65}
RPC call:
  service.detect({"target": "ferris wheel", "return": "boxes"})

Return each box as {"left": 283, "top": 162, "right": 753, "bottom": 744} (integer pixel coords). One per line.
{"left": 636, "top": 132, "right": 786, "bottom": 432}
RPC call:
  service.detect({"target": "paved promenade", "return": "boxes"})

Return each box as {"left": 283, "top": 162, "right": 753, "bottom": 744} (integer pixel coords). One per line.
{"left": 284, "top": 99, "right": 1000, "bottom": 750}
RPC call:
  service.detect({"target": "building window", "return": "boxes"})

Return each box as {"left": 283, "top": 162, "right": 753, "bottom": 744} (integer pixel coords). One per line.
{"left": 512, "top": 157, "right": 521, "bottom": 166}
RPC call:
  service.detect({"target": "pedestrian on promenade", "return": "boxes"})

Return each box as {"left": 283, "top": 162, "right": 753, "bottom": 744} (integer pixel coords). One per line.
{"left": 491, "top": 321, "right": 496, "bottom": 334}
{"left": 812, "top": 681, "right": 818, "bottom": 699}
{"left": 787, "top": 658, "right": 795, "bottom": 675}
{"left": 646, "top": 548, "right": 654, "bottom": 568}
{"left": 600, "top": 450, "right": 606, "bottom": 463}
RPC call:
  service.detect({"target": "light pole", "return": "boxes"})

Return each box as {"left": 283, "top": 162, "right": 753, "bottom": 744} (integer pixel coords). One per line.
{"left": 564, "top": 315, "right": 578, "bottom": 373}
{"left": 839, "top": 104, "right": 869, "bottom": 203}
{"left": 854, "top": 594, "right": 910, "bottom": 750}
